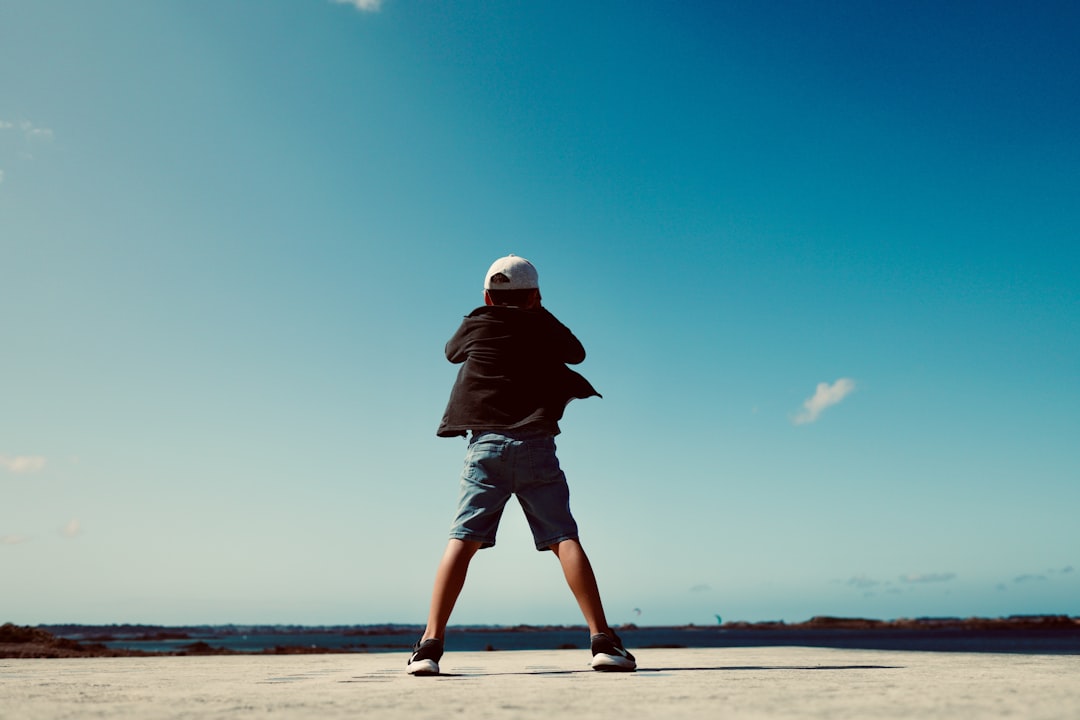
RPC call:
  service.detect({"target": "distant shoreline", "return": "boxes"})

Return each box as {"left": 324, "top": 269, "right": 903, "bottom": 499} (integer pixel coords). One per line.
{"left": 4, "top": 615, "right": 1079, "bottom": 658}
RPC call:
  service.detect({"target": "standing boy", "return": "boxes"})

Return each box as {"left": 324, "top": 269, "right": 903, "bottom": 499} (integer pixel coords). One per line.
{"left": 408, "top": 254, "right": 636, "bottom": 675}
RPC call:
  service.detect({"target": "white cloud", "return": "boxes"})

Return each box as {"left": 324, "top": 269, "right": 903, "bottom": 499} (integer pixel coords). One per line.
{"left": 0, "top": 118, "right": 53, "bottom": 140}
{"left": 2, "top": 535, "right": 29, "bottom": 545}
{"left": 19, "top": 121, "right": 53, "bottom": 140}
{"left": 0, "top": 120, "right": 53, "bottom": 175}
{"left": 63, "top": 519, "right": 81, "bottom": 538}
{"left": 0, "top": 119, "right": 53, "bottom": 141}
{"left": 331, "top": 0, "right": 382, "bottom": 11}
{"left": 900, "top": 572, "right": 957, "bottom": 584}
{"left": 0, "top": 455, "right": 47, "bottom": 474}
{"left": 793, "top": 378, "right": 856, "bottom": 425}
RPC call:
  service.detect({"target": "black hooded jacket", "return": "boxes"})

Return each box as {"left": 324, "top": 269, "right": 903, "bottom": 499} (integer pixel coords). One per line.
{"left": 437, "top": 305, "right": 600, "bottom": 437}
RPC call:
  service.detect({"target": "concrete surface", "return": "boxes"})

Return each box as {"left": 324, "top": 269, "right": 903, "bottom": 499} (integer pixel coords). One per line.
{"left": 2, "top": 646, "right": 1078, "bottom": 719}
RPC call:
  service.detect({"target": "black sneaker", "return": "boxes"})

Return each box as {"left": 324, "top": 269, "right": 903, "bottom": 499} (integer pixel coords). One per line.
{"left": 406, "top": 638, "right": 443, "bottom": 676}
{"left": 590, "top": 632, "right": 636, "bottom": 671}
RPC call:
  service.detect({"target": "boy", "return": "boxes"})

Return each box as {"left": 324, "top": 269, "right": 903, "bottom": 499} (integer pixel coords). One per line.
{"left": 408, "top": 254, "right": 636, "bottom": 675}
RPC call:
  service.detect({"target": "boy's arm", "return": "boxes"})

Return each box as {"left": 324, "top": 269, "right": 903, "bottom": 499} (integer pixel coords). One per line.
{"left": 540, "top": 308, "right": 587, "bottom": 365}
{"left": 445, "top": 321, "right": 470, "bottom": 364}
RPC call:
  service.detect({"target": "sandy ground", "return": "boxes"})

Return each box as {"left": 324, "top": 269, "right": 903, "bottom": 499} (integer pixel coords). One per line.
{"left": 2, "top": 646, "right": 1078, "bottom": 719}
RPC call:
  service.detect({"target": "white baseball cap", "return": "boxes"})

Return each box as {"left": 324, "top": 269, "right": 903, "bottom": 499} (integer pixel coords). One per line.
{"left": 484, "top": 254, "right": 539, "bottom": 290}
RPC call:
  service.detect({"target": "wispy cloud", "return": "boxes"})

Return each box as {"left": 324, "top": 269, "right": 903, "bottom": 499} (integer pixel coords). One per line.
{"left": 331, "top": 0, "right": 382, "bottom": 11}
{"left": 846, "top": 574, "right": 880, "bottom": 589}
{"left": 1, "top": 120, "right": 54, "bottom": 177}
{"left": 20, "top": 121, "right": 54, "bottom": 140}
{"left": 2, "top": 535, "right": 29, "bottom": 545}
{"left": 689, "top": 583, "right": 712, "bottom": 593}
{"left": 1, "top": 120, "right": 12, "bottom": 186}
{"left": 793, "top": 378, "right": 856, "bottom": 425}
{"left": 0, "top": 119, "right": 53, "bottom": 140}
{"left": 900, "top": 572, "right": 957, "bottom": 584}
{"left": 0, "top": 455, "right": 47, "bottom": 474}
{"left": 63, "top": 519, "right": 82, "bottom": 538}
{"left": 1000, "top": 568, "right": 1072, "bottom": 589}
{"left": 1014, "top": 574, "right": 1048, "bottom": 584}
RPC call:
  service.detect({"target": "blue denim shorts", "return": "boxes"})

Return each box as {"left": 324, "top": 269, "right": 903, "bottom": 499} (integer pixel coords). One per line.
{"left": 449, "top": 429, "right": 579, "bottom": 551}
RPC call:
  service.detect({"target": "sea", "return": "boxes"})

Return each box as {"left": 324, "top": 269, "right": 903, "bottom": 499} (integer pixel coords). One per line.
{"left": 50, "top": 624, "right": 1080, "bottom": 656}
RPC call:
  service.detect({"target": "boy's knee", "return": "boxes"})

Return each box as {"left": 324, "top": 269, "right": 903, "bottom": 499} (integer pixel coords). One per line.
{"left": 548, "top": 538, "right": 584, "bottom": 555}
{"left": 449, "top": 538, "right": 484, "bottom": 556}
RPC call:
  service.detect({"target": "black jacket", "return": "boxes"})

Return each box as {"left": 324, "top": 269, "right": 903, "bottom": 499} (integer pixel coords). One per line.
{"left": 437, "top": 306, "right": 600, "bottom": 437}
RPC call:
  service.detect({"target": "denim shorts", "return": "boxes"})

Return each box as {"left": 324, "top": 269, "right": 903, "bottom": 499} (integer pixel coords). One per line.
{"left": 449, "top": 429, "right": 579, "bottom": 551}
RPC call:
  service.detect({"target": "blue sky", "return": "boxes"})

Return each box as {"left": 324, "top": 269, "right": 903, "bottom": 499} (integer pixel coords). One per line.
{"left": 2, "top": 0, "right": 1078, "bottom": 627}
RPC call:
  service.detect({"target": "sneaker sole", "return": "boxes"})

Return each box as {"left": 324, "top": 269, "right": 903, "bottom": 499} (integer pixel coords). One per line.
{"left": 590, "top": 654, "right": 636, "bottom": 671}
{"left": 407, "top": 659, "right": 440, "bottom": 676}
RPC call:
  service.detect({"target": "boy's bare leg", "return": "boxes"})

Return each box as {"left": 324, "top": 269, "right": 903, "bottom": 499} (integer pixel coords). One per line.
{"left": 550, "top": 538, "right": 615, "bottom": 636}
{"left": 422, "top": 539, "right": 482, "bottom": 641}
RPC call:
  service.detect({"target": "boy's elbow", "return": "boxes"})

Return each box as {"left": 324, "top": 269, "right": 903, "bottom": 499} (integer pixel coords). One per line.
{"left": 566, "top": 339, "right": 586, "bottom": 364}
